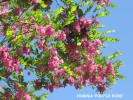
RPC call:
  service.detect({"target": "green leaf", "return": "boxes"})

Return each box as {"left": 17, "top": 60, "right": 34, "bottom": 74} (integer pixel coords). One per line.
{"left": 97, "top": 11, "right": 110, "bottom": 17}
{"left": 62, "top": 64, "right": 76, "bottom": 76}
{"left": 6, "top": 29, "right": 13, "bottom": 40}
{"left": 64, "top": 14, "right": 75, "bottom": 25}
{"left": 70, "top": 5, "right": 77, "bottom": 13}
{"left": 57, "top": 42, "right": 67, "bottom": 52}
{"left": 113, "top": 60, "right": 124, "bottom": 69}
{"left": 32, "top": 10, "right": 42, "bottom": 21}
{"left": 76, "top": 37, "right": 81, "bottom": 46}
{"left": 102, "top": 30, "right": 116, "bottom": 35}
{"left": 77, "top": 8, "right": 84, "bottom": 17}
{"left": 101, "top": 37, "right": 119, "bottom": 42}
{"left": 40, "top": 94, "right": 48, "bottom": 100}
{"left": 110, "top": 3, "right": 117, "bottom": 8}
{"left": 85, "top": 2, "right": 94, "bottom": 14}
{"left": 107, "top": 51, "right": 122, "bottom": 60}
{"left": 64, "top": 0, "right": 73, "bottom": 5}
{"left": 55, "top": 7, "right": 64, "bottom": 18}
{"left": 117, "top": 74, "right": 125, "bottom": 79}
{"left": 12, "top": 35, "right": 24, "bottom": 45}
{"left": 81, "top": 1, "right": 90, "bottom": 7}
{"left": 39, "top": 0, "right": 47, "bottom": 8}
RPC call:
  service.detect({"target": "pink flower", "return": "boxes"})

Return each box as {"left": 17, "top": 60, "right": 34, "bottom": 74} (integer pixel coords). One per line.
{"left": 74, "top": 67, "right": 83, "bottom": 75}
{"left": 65, "top": 42, "right": 80, "bottom": 62}
{"left": 0, "top": 46, "right": 21, "bottom": 74}
{"left": 15, "top": 89, "right": 32, "bottom": 100}
{"left": 79, "top": 16, "right": 86, "bottom": 28}
{"left": 73, "top": 19, "right": 81, "bottom": 32}
{"left": 106, "top": 62, "right": 115, "bottom": 77}
{"left": 97, "top": 84, "right": 107, "bottom": 92}
{"left": 45, "top": 2, "right": 51, "bottom": 8}
{"left": 30, "top": 16, "right": 35, "bottom": 22}
{"left": 94, "top": 0, "right": 110, "bottom": 6}
{"left": 61, "top": 13, "right": 67, "bottom": 20}
{"left": 55, "top": 69, "right": 65, "bottom": 77}
{"left": 31, "top": 0, "right": 38, "bottom": 4}
{"left": 24, "top": 93, "right": 32, "bottom": 100}
{"left": 14, "top": 8, "right": 21, "bottom": 16}
{"left": 67, "top": 76, "right": 74, "bottom": 85}
{"left": 94, "top": 39, "right": 102, "bottom": 47}
{"left": 5, "top": 71, "right": 10, "bottom": 79}
{"left": 4, "top": 90, "right": 11, "bottom": 100}
{"left": 63, "top": 28, "right": 70, "bottom": 35}
{"left": 43, "top": 14, "right": 50, "bottom": 20}
{"left": 37, "top": 25, "right": 46, "bottom": 36}
{"left": 90, "top": 75, "right": 104, "bottom": 85}
{"left": 48, "top": 55, "right": 59, "bottom": 71}
{"left": 86, "top": 18, "right": 92, "bottom": 27}
{"left": 56, "top": 31, "right": 66, "bottom": 41}
{"left": 0, "top": 87, "right": 2, "bottom": 92}
{"left": 50, "top": 48, "right": 57, "bottom": 56}
{"left": 37, "top": 67, "right": 45, "bottom": 73}
{"left": 33, "top": 4, "right": 39, "bottom": 11}
{"left": 38, "top": 41, "right": 44, "bottom": 50}
{"left": 0, "top": 9, "right": 9, "bottom": 16}
{"left": 82, "top": 37, "right": 100, "bottom": 57}
{"left": 23, "top": 46, "right": 31, "bottom": 55}
{"left": 47, "top": 84, "right": 54, "bottom": 92}
{"left": 0, "top": 45, "right": 9, "bottom": 52}
{"left": 58, "top": 59, "right": 64, "bottom": 64}
{"left": 103, "top": 0, "right": 110, "bottom": 6}
{"left": 92, "top": 18, "right": 99, "bottom": 25}
{"left": 16, "top": 49, "right": 23, "bottom": 56}
{"left": 45, "top": 25, "right": 55, "bottom": 37}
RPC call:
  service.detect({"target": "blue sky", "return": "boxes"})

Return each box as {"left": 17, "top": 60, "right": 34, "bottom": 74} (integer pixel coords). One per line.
{"left": 45, "top": 0, "right": 133, "bottom": 100}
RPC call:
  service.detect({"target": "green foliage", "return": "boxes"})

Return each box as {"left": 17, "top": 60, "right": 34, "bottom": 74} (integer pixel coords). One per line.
{"left": 101, "top": 37, "right": 119, "bottom": 42}
{"left": 39, "top": 0, "right": 47, "bottom": 8}
{"left": 64, "top": 0, "right": 73, "bottom": 5}
{"left": 107, "top": 51, "right": 122, "bottom": 60}
{"left": 97, "top": 11, "right": 110, "bottom": 17}
{"left": 6, "top": 29, "right": 13, "bottom": 40}
{"left": 84, "top": 1, "right": 94, "bottom": 14}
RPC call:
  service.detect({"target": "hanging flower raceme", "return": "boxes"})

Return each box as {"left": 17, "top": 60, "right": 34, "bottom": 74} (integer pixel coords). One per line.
{"left": 81, "top": 37, "right": 102, "bottom": 57}
{"left": 56, "top": 30, "right": 66, "bottom": 41}
{"left": 0, "top": 46, "right": 22, "bottom": 74}
{"left": 48, "top": 48, "right": 64, "bottom": 71}
{"left": 31, "top": 0, "right": 38, "bottom": 4}
{"left": 37, "top": 24, "right": 55, "bottom": 37}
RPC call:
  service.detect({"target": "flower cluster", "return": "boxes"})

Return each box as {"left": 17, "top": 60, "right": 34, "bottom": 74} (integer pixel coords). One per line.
{"left": 73, "top": 17, "right": 92, "bottom": 34}
{"left": 67, "top": 76, "right": 74, "bottom": 86}
{"left": 31, "top": 0, "right": 38, "bottom": 4}
{"left": 48, "top": 48, "right": 64, "bottom": 71}
{"left": 17, "top": 46, "right": 31, "bottom": 55}
{"left": 37, "top": 24, "right": 55, "bottom": 37}
{"left": 14, "top": 8, "right": 22, "bottom": 16}
{"left": 3, "top": 90, "right": 11, "bottom": 100}
{"left": 0, "top": 2, "right": 9, "bottom": 16}
{"left": 55, "top": 69, "right": 66, "bottom": 77}
{"left": 15, "top": 89, "right": 32, "bottom": 100}
{"left": 93, "top": 0, "right": 110, "bottom": 6}
{"left": 0, "top": 9, "right": 9, "bottom": 16}
{"left": 56, "top": 31, "right": 66, "bottom": 41}
{"left": 105, "top": 62, "right": 116, "bottom": 78}
{"left": 0, "top": 46, "right": 21, "bottom": 74}
{"left": 82, "top": 37, "right": 102, "bottom": 57}
{"left": 65, "top": 42, "right": 81, "bottom": 62}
